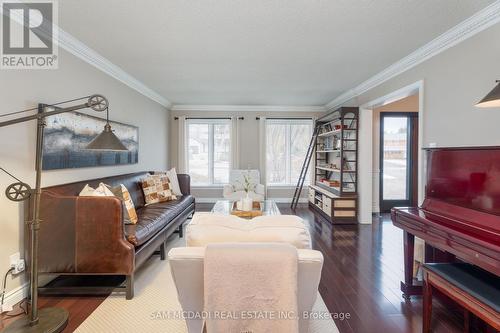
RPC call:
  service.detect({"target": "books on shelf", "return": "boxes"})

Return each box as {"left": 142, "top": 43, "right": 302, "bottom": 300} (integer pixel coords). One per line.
{"left": 309, "top": 107, "right": 358, "bottom": 223}
{"left": 313, "top": 107, "right": 358, "bottom": 199}
{"left": 319, "top": 178, "right": 340, "bottom": 187}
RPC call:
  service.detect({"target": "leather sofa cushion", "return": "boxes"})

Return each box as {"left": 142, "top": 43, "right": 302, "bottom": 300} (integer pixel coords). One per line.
{"left": 125, "top": 195, "right": 194, "bottom": 247}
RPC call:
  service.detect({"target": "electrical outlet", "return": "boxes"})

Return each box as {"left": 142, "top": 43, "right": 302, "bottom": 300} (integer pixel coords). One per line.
{"left": 13, "top": 259, "right": 25, "bottom": 274}
{"left": 9, "top": 252, "right": 20, "bottom": 268}
{"left": 9, "top": 252, "right": 25, "bottom": 275}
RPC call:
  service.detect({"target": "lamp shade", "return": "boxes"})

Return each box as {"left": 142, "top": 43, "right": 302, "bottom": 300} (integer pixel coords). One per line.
{"left": 476, "top": 81, "right": 500, "bottom": 108}
{"left": 85, "top": 123, "right": 128, "bottom": 151}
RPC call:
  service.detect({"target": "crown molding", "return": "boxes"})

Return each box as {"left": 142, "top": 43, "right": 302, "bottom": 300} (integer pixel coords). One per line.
{"left": 170, "top": 104, "right": 326, "bottom": 112}
{"left": 325, "top": 1, "right": 500, "bottom": 111}
{"left": 55, "top": 29, "right": 172, "bottom": 108}
{"left": 1, "top": 2, "right": 171, "bottom": 108}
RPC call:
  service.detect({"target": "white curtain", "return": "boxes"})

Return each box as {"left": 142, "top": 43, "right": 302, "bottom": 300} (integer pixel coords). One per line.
{"left": 259, "top": 117, "right": 267, "bottom": 197}
{"left": 177, "top": 116, "right": 187, "bottom": 173}
{"left": 231, "top": 116, "right": 239, "bottom": 170}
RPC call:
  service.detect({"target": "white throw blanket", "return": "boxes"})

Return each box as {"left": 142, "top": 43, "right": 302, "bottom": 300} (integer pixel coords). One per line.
{"left": 203, "top": 243, "right": 299, "bottom": 333}
{"left": 187, "top": 213, "right": 312, "bottom": 249}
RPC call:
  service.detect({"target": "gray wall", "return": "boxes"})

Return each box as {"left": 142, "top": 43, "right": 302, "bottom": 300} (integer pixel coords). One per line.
{"left": 170, "top": 110, "right": 324, "bottom": 201}
{"left": 337, "top": 22, "right": 500, "bottom": 223}
{"left": 0, "top": 50, "right": 169, "bottom": 295}
{"left": 346, "top": 22, "right": 500, "bottom": 148}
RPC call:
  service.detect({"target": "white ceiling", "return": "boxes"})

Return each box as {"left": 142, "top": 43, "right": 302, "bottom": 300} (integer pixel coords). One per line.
{"left": 59, "top": 0, "right": 495, "bottom": 106}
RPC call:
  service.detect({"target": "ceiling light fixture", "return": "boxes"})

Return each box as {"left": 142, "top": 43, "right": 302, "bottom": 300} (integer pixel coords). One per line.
{"left": 475, "top": 80, "right": 500, "bottom": 108}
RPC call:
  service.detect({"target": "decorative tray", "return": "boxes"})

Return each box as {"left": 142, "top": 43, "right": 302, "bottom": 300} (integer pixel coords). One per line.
{"left": 231, "top": 201, "right": 262, "bottom": 218}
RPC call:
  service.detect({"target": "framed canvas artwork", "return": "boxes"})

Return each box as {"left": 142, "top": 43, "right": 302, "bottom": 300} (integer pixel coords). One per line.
{"left": 42, "top": 111, "right": 138, "bottom": 170}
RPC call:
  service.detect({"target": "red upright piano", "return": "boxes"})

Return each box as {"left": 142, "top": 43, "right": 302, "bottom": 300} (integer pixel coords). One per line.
{"left": 392, "top": 146, "right": 500, "bottom": 298}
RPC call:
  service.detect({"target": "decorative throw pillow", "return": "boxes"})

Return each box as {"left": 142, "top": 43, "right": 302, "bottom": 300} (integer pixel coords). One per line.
{"left": 111, "top": 184, "right": 138, "bottom": 225}
{"left": 162, "top": 168, "right": 182, "bottom": 196}
{"left": 141, "top": 174, "right": 177, "bottom": 205}
{"left": 79, "top": 183, "right": 138, "bottom": 225}
{"left": 79, "top": 183, "right": 114, "bottom": 197}
{"left": 79, "top": 184, "right": 96, "bottom": 196}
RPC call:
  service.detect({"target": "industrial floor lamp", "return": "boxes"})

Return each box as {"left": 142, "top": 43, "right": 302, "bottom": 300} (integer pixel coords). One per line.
{"left": 0, "top": 95, "right": 127, "bottom": 333}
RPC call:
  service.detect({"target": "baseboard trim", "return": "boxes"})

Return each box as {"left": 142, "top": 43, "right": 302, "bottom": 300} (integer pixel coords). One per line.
{"left": 195, "top": 198, "right": 223, "bottom": 203}
{"left": 2, "top": 282, "right": 28, "bottom": 311}
{"left": 270, "top": 198, "right": 308, "bottom": 204}
{"left": 195, "top": 197, "right": 308, "bottom": 204}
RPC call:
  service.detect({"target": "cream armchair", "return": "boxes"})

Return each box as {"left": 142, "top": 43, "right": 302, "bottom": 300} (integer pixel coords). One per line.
{"left": 223, "top": 169, "right": 265, "bottom": 201}
{"left": 169, "top": 246, "right": 323, "bottom": 333}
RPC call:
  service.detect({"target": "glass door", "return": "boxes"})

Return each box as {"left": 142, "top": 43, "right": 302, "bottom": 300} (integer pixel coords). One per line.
{"left": 379, "top": 112, "right": 418, "bottom": 212}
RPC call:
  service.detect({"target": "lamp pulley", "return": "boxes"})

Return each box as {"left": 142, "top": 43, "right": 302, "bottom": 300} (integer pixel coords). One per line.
{"left": 5, "top": 182, "right": 31, "bottom": 202}
{"left": 88, "top": 94, "right": 109, "bottom": 112}
{"left": 0, "top": 167, "right": 32, "bottom": 202}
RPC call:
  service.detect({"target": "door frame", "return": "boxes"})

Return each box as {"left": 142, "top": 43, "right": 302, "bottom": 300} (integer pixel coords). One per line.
{"left": 379, "top": 112, "right": 419, "bottom": 212}
{"left": 356, "top": 80, "right": 424, "bottom": 223}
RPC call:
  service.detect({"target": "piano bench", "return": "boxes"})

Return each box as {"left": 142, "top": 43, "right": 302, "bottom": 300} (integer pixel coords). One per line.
{"left": 422, "top": 263, "right": 500, "bottom": 333}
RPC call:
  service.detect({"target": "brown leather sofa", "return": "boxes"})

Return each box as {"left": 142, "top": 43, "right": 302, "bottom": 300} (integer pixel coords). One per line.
{"left": 33, "top": 172, "right": 194, "bottom": 299}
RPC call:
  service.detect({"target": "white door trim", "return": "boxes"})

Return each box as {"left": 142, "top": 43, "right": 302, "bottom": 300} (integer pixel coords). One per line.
{"left": 357, "top": 80, "right": 425, "bottom": 224}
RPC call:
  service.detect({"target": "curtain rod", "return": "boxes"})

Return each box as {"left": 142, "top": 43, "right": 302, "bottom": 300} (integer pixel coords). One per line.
{"left": 173, "top": 116, "right": 312, "bottom": 120}
{"left": 255, "top": 117, "right": 313, "bottom": 120}
{"left": 174, "top": 117, "right": 244, "bottom": 120}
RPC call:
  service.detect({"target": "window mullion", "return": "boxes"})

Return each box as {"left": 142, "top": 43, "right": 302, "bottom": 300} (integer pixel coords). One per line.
{"left": 186, "top": 123, "right": 190, "bottom": 175}
{"left": 286, "top": 124, "right": 291, "bottom": 184}
{"left": 209, "top": 124, "right": 214, "bottom": 184}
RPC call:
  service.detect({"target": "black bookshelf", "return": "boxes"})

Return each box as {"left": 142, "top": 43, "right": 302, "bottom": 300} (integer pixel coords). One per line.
{"left": 309, "top": 107, "right": 358, "bottom": 223}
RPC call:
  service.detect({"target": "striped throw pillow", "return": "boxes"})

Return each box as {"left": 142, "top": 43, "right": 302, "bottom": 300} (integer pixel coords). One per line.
{"left": 111, "top": 184, "right": 138, "bottom": 224}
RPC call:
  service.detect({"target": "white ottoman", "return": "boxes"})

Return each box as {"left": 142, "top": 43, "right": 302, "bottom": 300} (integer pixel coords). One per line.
{"left": 186, "top": 213, "right": 311, "bottom": 249}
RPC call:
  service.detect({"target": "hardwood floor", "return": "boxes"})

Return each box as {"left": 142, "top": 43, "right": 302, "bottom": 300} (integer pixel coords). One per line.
{"left": 0, "top": 296, "right": 106, "bottom": 332}
{"left": 283, "top": 205, "right": 466, "bottom": 333}
{"left": 1, "top": 203, "right": 472, "bottom": 333}
{"left": 195, "top": 203, "right": 469, "bottom": 333}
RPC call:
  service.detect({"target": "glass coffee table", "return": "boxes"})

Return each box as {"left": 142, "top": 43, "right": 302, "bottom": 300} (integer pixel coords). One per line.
{"left": 211, "top": 200, "right": 280, "bottom": 217}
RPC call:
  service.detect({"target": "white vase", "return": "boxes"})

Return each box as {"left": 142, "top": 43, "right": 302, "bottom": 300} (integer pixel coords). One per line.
{"left": 236, "top": 200, "right": 243, "bottom": 210}
{"left": 242, "top": 194, "right": 253, "bottom": 211}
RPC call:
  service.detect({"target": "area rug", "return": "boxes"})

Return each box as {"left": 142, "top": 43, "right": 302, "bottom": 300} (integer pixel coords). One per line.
{"left": 75, "top": 236, "right": 339, "bottom": 333}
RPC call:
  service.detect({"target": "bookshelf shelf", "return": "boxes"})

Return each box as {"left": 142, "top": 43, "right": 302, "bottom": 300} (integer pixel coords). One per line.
{"left": 309, "top": 107, "right": 359, "bottom": 224}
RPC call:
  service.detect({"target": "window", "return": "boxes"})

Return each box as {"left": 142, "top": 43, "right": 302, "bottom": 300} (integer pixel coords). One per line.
{"left": 186, "top": 119, "right": 231, "bottom": 185}
{"left": 266, "top": 119, "right": 313, "bottom": 186}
